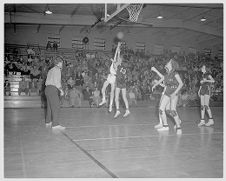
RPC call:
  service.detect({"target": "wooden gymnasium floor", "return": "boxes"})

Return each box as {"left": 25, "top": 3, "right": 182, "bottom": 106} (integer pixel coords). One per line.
{"left": 4, "top": 106, "right": 223, "bottom": 178}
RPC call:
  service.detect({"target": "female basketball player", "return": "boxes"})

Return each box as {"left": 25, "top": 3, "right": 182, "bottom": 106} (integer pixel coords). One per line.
{"left": 99, "top": 42, "right": 122, "bottom": 112}
{"left": 114, "top": 58, "right": 130, "bottom": 118}
{"left": 151, "top": 59, "right": 183, "bottom": 134}
{"left": 198, "top": 64, "right": 215, "bottom": 126}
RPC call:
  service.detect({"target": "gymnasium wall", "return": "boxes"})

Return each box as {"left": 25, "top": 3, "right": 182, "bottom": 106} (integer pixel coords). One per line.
{"left": 5, "top": 24, "right": 222, "bottom": 56}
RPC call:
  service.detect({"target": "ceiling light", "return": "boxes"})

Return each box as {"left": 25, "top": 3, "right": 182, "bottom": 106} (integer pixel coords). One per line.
{"left": 45, "top": 9, "right": 52, "bottom": 15}
{"left": 157, "top": 15, "right": 163, "bottom": 19}
{"left": 200, "top": 17, "right": 206, "bottom": 22}
{"left": 45, "top": 5, "right": 52, "bottom": 15}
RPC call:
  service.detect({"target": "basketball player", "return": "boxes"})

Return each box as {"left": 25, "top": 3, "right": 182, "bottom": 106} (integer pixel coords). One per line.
{"left": 151, "top": 59, "right": 183, "bottom": 134}
{"left": 198, "top": 64, "right": 215, "bottom": 126}
{"left": 99, "top": 42, "right": 122, "bottom": 112}
{"left": 114, "top": 57, "right": 130, "bottom": 118}
{"left": 45, "top": 55, "right": 65, "bottom": 130}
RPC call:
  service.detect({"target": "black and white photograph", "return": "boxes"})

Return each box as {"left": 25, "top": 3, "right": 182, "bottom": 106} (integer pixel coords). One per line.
{"left": 2, "top": 1, "right": 224, "bottom": 179}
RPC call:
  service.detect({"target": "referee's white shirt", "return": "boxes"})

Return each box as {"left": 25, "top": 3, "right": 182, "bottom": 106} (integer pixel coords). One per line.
{"left": 45, "top": 66, "right": 62, "bottom": 89}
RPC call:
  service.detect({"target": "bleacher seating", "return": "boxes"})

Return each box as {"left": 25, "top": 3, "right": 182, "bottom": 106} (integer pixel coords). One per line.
{"left": 4, "top": 96, "right": 42, "bottom": 108}
{"left": 6, "top": 72, "right": 38, "bottom": 96}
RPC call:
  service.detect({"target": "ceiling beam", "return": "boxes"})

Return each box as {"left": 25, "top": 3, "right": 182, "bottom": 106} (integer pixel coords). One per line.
{"left": 141, "top": 18, "right": 223, "bottom": 37}
{"left": 59, "top": 25, "right": 65, "bottom": 34}
{"left": 4, "top": 12, "right": 223, "bottom": 37}
{"left": 110, "top": 20, "right": 123, "bottom": 30}
{"left": 21, "top": 5, "right": 42, "bottom": 14}
{"left": 79, "top": 26, "right": 90, "bottom": 33}
{"left": 70, "top": 5, "right": 81, "bottom": 17}
{"left": 166, "top": 7, "right": 191, "bottom": 19}
{"left": 149, "top": 4, "right": 222, "bottom": 9}
{"left": 183, "top": 9, "right": 213, "bottom": 22}
{"left": 5, "top": 12, "right": 97, "bottom": 26}
{"left": 204, "top": 16, "right": 223, "bottom": 26}
{"left": 36, "top": 24, "right": 41, "bottom": 33}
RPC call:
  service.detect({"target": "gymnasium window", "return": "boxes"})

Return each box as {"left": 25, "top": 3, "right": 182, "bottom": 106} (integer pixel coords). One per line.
{"left": 135, "top": 42, "right": 145, "bottom": 52}
{"left": 94, "top": 38, "right": 105, "bottom": 51}
{"left": 72, "top": 37, "right": 86, "bottom": 50}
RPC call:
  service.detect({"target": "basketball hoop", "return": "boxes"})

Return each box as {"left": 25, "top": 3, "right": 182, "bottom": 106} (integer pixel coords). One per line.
{"left": 126, "top": 4, "right": 143, "bottom": 22}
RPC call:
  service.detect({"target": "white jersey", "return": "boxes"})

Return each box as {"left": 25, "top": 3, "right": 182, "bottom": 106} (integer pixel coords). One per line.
{"left": 109, "top": 62, "right": 117, "bottom": 75}
{"left": 106, "top": 62, "right": 117, "bottom": 84}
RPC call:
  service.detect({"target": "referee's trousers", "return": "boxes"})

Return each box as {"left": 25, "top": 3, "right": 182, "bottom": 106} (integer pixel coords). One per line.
{"left": 45, "top": 85, "right": 60, "bottom": 127}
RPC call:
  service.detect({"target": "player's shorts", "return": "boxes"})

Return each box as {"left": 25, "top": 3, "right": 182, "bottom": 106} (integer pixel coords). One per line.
{"left": 107, "top": 74, "right": 116, "bottom": 84}
{"left": 200, "top": 85, "right": 211, "bottom": 96}
{"left": 164, "top": 86, "right": 178, "bottom": 97}
{"left": 116, "top": 79, "right": 126, "bottom": 89}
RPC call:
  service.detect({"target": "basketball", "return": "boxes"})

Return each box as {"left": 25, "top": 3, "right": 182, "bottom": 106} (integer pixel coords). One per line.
{"left": 117, "top": 32, "right": 124, "bottom": 39}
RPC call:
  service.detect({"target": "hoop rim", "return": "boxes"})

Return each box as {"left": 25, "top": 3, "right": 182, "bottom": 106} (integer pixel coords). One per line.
{"left": 126, "top": 4, "right": 143, "bottom": 22}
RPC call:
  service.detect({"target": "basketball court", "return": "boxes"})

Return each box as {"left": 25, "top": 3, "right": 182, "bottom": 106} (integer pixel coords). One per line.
{"left": 3, "top": 2, "right": 224, "bottom": 179}
{"left": 4, "top": 105, "right": 223, "bottom": 178}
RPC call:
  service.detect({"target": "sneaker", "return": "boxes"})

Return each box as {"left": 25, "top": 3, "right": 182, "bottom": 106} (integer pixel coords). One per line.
{"left": 205, "top": 119, "right": 214, "bottom": 126}
{"left": 99, "top": 99, "right": 106, "bottom": 106}
{"left": 176, "top": 127, "right": 182, "bottom": 135}
{"left": 45, "top": 122, "right": 52, "bottom": 128}
{"left": 114, "top": 111, "right": 121, "bottom": 118}
{"left": 198, "top": 120, "right": 205, "bottom": 127}
{"left": 123, "top": 110, "right": 130, "bottom": 117}
{"left": 174, "top": 119, "right": 182, "bottom": 129}
{"left": 108, "top": 106, "right": 113, "bottom": 113}
{"left": 157, "top": 125, "right": 169, "bottom": 131}
{"left": 52, "top": 125, "right": 65, "bottom": 131}
{"left": 154, "top": 123, "right": 163, "bottom": 129}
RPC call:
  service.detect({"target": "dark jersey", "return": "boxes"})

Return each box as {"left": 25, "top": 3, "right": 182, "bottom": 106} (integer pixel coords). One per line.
{"left": 164, "top": 71, "right": 180, "bottom": 96}
{"left": 200, "top": 73, "right": 212, "bottom": 95}
{"left": 116, "top": 65, "right": 127, "bottom": 88}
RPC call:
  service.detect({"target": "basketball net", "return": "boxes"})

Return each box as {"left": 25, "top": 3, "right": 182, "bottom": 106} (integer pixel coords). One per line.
{"left": 126, "top": 4, "right": 143, "bottom": 22}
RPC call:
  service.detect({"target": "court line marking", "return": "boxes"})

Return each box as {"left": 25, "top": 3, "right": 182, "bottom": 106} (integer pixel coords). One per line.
{"left": 71, "top": 131, "right": 223, "bottom": 142}
{"left": 65, "top": 121, "right": 198, "bottom": 129}
{"left": 19, "top": 134, "right": 27, "bottom": 177}
{"left": 66, "top": 123, "right": 156, "bottom": 129}
{"left": 61, "top": 131, "right": 118, "bottom": 178}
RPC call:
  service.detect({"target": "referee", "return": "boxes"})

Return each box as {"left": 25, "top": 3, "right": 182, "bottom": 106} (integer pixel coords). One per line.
{"left": 45, "top": 55, "right": 65, "bottom": 130}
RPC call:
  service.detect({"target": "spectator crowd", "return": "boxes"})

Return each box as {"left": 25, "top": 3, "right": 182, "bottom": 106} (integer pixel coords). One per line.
{"left": 4, "top": 45, "right": 223, "bottom": 107}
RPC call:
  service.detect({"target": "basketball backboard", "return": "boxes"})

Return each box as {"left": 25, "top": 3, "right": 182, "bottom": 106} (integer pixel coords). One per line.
{"left": 104, "top": 4, "right": 144, "bottom": 24}
{"left": 104, "top": 4, "right": 130, "bottom": 23}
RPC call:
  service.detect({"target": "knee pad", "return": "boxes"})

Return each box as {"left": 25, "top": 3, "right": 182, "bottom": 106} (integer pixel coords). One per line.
{"left": 204, "top": 105, "right": 209, "bottom": 110}
{"left": 166, "top": 109, "right": 171, "bottom": 115}
{"left": 170, "top": 110, "right": 177, "bottom": 117}
{"left": 201, "top": 105, "right": 205, "bottom": 111}
{"left": 159, "top": 109, "right": 164, "bottom": 115}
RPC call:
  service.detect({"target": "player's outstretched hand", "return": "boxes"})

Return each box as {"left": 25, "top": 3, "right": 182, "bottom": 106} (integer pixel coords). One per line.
{"left": 152, "top": 85, "right": 156, "bottom": 92}
{"left": 151, "top": 67, "right": 157, "bottom": 72}
{"left": 60, "top": 90, "right": 64, "bottom": 96}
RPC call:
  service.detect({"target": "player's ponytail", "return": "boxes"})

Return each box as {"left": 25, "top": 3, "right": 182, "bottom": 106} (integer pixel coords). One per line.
{"left": 170, "top": 58, "right": 179, "bottom": 72}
